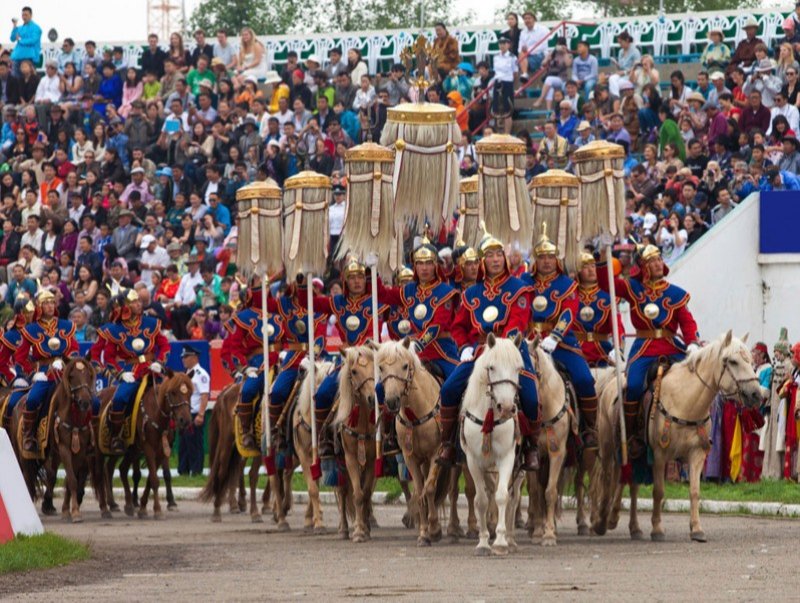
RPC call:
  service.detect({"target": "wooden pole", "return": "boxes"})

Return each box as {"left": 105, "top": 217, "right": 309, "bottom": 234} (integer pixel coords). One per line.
{"left": 307, "top": 272, "right": 318, "bottom": 473}
{"left": 605, "top": 247, "right": 630, "bottom": 481}
{"left": 261, "top": 273, "right": 272, "bottom": 466}
{"left": 371, "top": 265, "right": 383, "bottom": 475}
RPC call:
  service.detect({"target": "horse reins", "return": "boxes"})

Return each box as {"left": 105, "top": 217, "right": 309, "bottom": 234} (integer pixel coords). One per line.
{"left": 687, "top": 356, "right": 759, "bottom": 402}
{"left": 141, "top": 382, "right": 190, "bottom": 436}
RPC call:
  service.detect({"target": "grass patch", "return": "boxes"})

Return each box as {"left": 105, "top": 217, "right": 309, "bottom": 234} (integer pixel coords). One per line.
{"left": 633, "top": 480, "right": 800, "bottom": 505}
{"left": 0, "top": 533, "right": 89, "bottom": 574}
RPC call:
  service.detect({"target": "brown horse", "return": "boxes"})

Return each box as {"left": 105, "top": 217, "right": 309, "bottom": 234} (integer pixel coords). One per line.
{"left": 10, "top": 358, "right": 98, "bottom": 522}
{"left": 95, "top": 371, "right": 193, "bottom": 519}
{"left": 334, "top": 344, "right": 378, "bottom": 543}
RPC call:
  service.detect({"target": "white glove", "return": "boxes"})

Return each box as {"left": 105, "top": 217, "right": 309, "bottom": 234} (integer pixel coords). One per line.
{"left": 279, "top": 350, "right": 287, "bottom": 362}
{"left": 244, "top": 366, "right": 259, "bottom": 378}
{"left": 608, "top": 348, "right": 617, "bottom": 364}
{"left": 460, "top": 347, "right": 474, "bottom": 362}
{"left": 150, "top": 362, "right": 163, "bottom": 374}
{"left": 365, "top": 252, "right": 379, "bottom": 267}
{"left": 32, "top": 372, "right": 48, "bottom": 383}
{"left": 687, "top": 343, "right": 700, "bottom": 354}
{"left": 409, "top": 339, "right": 421, "bottom": 354}
{"left": 121, "top": 371, "right": 136, "bottom": 383}
{"left": 12, "top": 377, "right": 29, "bottom": 388}
{"left": 51, "top": 359, "right": 64, "bottom": 371}
{"left": 541, "top": 335, "right": 559, "bottom": 354}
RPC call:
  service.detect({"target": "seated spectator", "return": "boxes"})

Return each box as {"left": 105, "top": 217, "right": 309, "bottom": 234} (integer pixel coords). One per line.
{"left": 655, "top": 211, "right": 687, "bottom": 264}
{"left": 608, "top": 31, "right": 641, "bottom": 97}
{"left": 535, "top": 37, "right": 571, "bottom": 110}
{"left": 778, "top": 134, "right": 800, "bottom": 172}
{"left": 572, "top": 40, "right": 598, "bottom": 97}
{"left": 710, "top": 187, "right": 738, "bottom": 224}
{"left": 727, "top": 17, "right": 763, "bottom": 77}
{"left": 556, "top": 100, "right": 578, "bottom": 142}
{"left": 658, "top": 104, "right": 686, "bottom": 162}
{"left": 701, "top": 28, "right": 731, "bottom": 73}
{"left": 683, "top": 212, "right": 708, "bottom": 245}
{"left": 537, "top": 121, "right": 569, "bottom": 169}
{"left": 668, "top": 70, "right": 692, "bottom": 117}
{"left": 70, "top": 307, "right": 96, "bottom": 343}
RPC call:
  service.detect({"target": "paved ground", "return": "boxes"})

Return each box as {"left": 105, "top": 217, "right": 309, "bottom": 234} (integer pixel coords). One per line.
{"left": 3, "top": 498, "right": 799, "bottom": 602}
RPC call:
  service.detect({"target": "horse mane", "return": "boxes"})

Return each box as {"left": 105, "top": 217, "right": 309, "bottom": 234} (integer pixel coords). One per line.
{"left": 377, "top": 340, "right": 424, "bottom": 372}
{"left": 298, "top": 359, "right": 335, "bottom": 418}
{"left": 335, "top": 346, "right": 373, "bottom": 426}
{"left": 463, "top": 338, "right": 522, "bottom": 413}
{"left": 530, "top": 342, "right": 557, "bottom": 383}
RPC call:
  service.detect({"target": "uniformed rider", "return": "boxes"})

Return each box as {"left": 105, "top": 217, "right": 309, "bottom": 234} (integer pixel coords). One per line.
{"left": 597, "top": 244, "right": 700, "bottom": 457}
{"left": 0, "top": 296, "right": 35, "bottom": 423}
{"left": 438, "top": 227, "right": 540, "bottom": 470}
{"left": 521, "top": 225, "right": 599, "bottom": 449}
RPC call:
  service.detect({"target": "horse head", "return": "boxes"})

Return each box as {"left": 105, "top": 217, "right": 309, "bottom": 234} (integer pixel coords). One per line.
{"left": 376, "top": 338, "right": 419, "bottom": 415}
{"left": 335, "top": 344, "right": 375, "bottom": 426}
{"left": 717, "top": 330, "right": 763, "bottom": 408}
{"left": 159, "top": 371, "right": 194, "bottom": 431}
{"left": 473, "top": 333, "right": 524, "bottom": 421}
{"left": 61, "top": 358, "right": 97, "bottom": 414}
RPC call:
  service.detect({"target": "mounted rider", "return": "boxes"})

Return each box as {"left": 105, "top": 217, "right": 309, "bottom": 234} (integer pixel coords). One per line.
{"left": 521, "top": 225, "right": 599, "bottom": 449}
{"left": 573, "top": 252, "right": 624, "bottom": 368}
{"left": 597, "top": 244, "right": 700, "bottom": 458}
{"left": 91, "top": 288, "right": 170, "bottom": 454}
{"left": 15, "top": 289, "right": 79, "bottom": 453}
{"left": 310, "top": 258, "right": 390, "bottom": 457}
{"left": 438, "top": 226, "right": 540, "bottom": 470}
{"left": 385, "top": 266, "right": 414, "bottom": 341}
{"left": 0, "top": 296, "right": 35, "bottom": 424}
{"left": 451, "top": 238, "right": 481, "bottom": 292}
{"left": 221, "top": 275, "right": 284, "bottom": 450}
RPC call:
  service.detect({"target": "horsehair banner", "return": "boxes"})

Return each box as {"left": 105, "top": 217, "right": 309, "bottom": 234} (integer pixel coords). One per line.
{"left": 282, "top": 171, "right": 331, "bottom": 277}
{"left": 573, "top": 140, "right": 626, "bottom": 239}
{"left": 530, "top": 169, "right": 581, "bottom": 274}
{"left": 457, "top": 175, "right": 480, "bottom": 249}
{"left": 341, "top": 142, "right": 397, "bottom": 278}
{"left": 235, "top": 178, "right": 283, "bottom": 278}
{"left": 380, "top": 102, "right": 460, "bottom": 233}
{"left": 476, "top": 134, "right": 532, "bottom": 248}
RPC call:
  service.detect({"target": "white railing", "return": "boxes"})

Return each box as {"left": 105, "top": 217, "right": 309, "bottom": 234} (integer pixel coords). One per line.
{"left": 36, "top": 10, "right": 788, "bottom": 74}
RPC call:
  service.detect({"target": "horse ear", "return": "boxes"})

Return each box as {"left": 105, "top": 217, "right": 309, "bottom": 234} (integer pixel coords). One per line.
{"left": 741, "top": 332, "right": 749, "bottom": 344}
{"left": 365, "top": 338, "right": 378, "bottom": 351}
{"left": 165, "top": 367, "right": 175, "bottom": 379}
{"left": 343, "top": 348, "right": 354, "bottom": 365}
{"left": 402, "top": 336, "right": 411, "bottom": 349}
{"left": 513, "top": 333, "right": 523, "bottom": 348}
{"left": 487, "top": 333, "right": 496, "bottom": 348}
{"left": 723, "top": 329, "right": 732, "bottom": 347}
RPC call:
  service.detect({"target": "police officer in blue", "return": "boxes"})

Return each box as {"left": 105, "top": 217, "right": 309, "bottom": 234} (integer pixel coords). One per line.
{"left": 522, "top": 224, "right": 599, "bottom": 449}
{"left": 438, "top": 226, "right": 540, "bottom": 470}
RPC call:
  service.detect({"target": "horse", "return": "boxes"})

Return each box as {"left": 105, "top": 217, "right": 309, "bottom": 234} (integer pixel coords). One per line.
{"left": 95, "top": 371, "right": 193, "bottom": 519}
{"left": 377, "top": 339, "right": 452, "bottom": 546}
{"left": 460, "top": 333, "right": 526, "bottom": 557}
{"left": 524, "top": 339, "right": 573, "bottom": 546}
{"left": 334, "top": 344, "right": 379, "bottom": 543}
{"left": 291, "top": 357, "right": 336, "bottom": 533}
{"left": 10, "top": 358, "right": 98, "bottom": 522}
{"left": 591, "top": 331, "right": 763, "bottom": 542}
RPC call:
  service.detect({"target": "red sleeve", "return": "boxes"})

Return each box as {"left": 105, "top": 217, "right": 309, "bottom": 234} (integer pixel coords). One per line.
{"left": 503, "top": 294, "right": 529, "bottom": 338}
{"left": 89, "top": 337, "right": 106, "bottom": 366}
{"left": 103, "top": 342, "right": 121, "bottom": 372}
{"left": 0, "top": 344, "right": 15, "bottom": 382}
{"left": 15, "top": 338, "right": 35, "bottom": 375}
{"left": 596, "top": 262, "right": 634, "bottom": 303}
{"left": 291, "top": 285, "right": 334, "bottom": 316}
{"left": 154, "top": 331, "right": 170, "bottom": 363}
{"left": 675, "top": 304, "right": 699, "bottom": 345}
{"left": 66, "top": 335, "right": 79, "bottom": 358}
{"left": 451, "top": 295, "right": 473, "bottom": 350}
{"left": 376, "top": 277, "right": 402, "bottom": 307}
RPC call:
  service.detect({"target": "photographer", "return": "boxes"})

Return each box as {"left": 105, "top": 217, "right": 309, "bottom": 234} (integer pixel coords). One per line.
{"left": 655, "top": 211, "right": 687, "bottom": 264}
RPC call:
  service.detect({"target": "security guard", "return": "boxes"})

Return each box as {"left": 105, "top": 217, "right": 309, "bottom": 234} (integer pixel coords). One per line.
{"left": 179, "top": 345, "right": 210, "bottom": 476}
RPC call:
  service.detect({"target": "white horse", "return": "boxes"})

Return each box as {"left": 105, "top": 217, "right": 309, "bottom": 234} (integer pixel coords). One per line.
{"left": 461, "top": 333, "right": 526, "bottom": 557}
{"left": 592, "top": 331, "right": 763, "bottom": 542}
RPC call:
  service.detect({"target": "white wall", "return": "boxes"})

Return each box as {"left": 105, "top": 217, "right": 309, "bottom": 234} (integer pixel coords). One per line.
{"left": 667, "top": 193, "right": 799, "bottom": 344}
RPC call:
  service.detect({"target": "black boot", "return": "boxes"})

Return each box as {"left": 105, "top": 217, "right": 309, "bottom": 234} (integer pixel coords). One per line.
{"left": 236, "top": 402, "right": 256, "bottom": 449}
{"left": 435, "top": 405, "right": 460, "bottom": 467}
{"left": 108, "top": 410, "right": 126, "bottom": 454}
{"left": 268, "top": 403, "right": 285, "bottom": 451}
{"left": 623, "top": 399, "right": 644, "bottom": 459}
{"left": 521, "top": 420, "right": 540, "bottom": 472}
{"left": 22, "top": 409, "right": 39, "bottom": 453}
{"left": 382, "top": 410, "right": 400, "bottom": 456}
{"left": 315, "top": 409, "right": 334, "bottom": 459}
{"left": 580, "top": 395, "right": 599, "bottom": 450}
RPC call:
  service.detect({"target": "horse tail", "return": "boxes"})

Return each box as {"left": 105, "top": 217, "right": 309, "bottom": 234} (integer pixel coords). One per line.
{"left": 199, "top": 387, "right": 239, "bottom": 503}
{"left": 432, "top": 462, "right": 452, "bottom": 509}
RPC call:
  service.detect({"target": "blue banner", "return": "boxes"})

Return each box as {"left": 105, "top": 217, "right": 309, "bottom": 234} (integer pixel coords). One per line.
{"left": 760, "top": 191, "right": 800, "bottom": 254}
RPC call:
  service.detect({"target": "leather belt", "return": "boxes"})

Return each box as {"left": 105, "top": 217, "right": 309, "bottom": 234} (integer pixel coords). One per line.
{"left": 575, "top": 332, "right": 610, "bottom": 343}
{"left": 135, "top": 353, "right": 155, "bottom": 364}
{"left": 635, "top": 329, "right": 675, "bottom": 340}
{"left": 285, "top": 343, "right": 309, "bottom": 351}
{"left": 248, "top": 345, "right": 280, "bottom": 358}
{"left": 529, "top": 321, "right": 556, "bottom": 333}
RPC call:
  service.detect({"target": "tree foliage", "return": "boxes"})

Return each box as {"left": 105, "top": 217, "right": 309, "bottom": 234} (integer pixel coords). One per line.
{"left": 189, "top": 0, "right": 303, "bottom": 36}
{"left": 494, "top": 0, "right": 572, "bottom": 23}
{"left": 586, "top": 0, "right": 759, "bottom": 18}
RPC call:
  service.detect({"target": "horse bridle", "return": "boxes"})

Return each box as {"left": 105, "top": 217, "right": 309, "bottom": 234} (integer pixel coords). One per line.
{"left": 484, "top": 366, "right": 520, "bottom": 414}
{"left": 688, "top": 356, "right": 759, "bottom": 401}
{"left": 142, "top": 381, "right": 190, "bottom": 434}
{"left": 54, "top": 369, "right": 95, "bottom": 435}
{"left": 381, "top": 363, "right": 415, "bottom": 404}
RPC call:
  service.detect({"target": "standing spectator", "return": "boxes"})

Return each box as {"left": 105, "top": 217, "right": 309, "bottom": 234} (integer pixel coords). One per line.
{"left": 172, "top": 255, "right": 203, "bottom": 339}
{"left": 190, "top": 29, "right": 214, "bottom": 68}
{"left": 379, "top": 64, "right": 409, "bottom": 107}
{"left": 655, "top": 211, "right": 687, "bottom": 264}
{"left": 81, "top": 41, "right": 102, "bottom": 78}
{"left": 178, "top": 345, "right": 209, "bottom": 477}
{"left": 501, "top": 12, "right": 521, "bottom": 57}
{"left": 0, "top": 61, "right": 21, "bottom": 113}
{"left": 432, "top": 23, "right": 460, "bottom": 79}
{"left": 346, "top": 49, "right": 368, "bottom": 85}
{"left": 9, "top": 7, "right": 41, "bottom": 78}
{"left": 727, "top": 17, "right": 763, "bottom": 77}
{"left": 744, "top": 57, "right": 782, "bottom": 107}
{"left": 213, "top": 29, "right": 237, "bottom": 71}
{"left": 701, "top": 28, "right": 731, "bottom": 73}
{"left": 168, "top": 32, "right": 192, "bottom": 73}
{"left": 658, "top": 103, "right": 686, "bottom": 161}
{"left": 572, "top": 41, "right": 598, "bottom": 97}
{"left": 491, "top": 36, "right": 517, "bottom": 133}
{"left": 518, "top": 12, "right": 549, "bottom": 80}
{"left": 141, "top": 34, "right": 167, "bottom": 79}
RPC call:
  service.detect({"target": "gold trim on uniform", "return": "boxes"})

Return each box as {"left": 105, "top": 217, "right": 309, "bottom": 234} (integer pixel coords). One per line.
{"left": 482, "top": 306, "right": 499, "bottom": 322}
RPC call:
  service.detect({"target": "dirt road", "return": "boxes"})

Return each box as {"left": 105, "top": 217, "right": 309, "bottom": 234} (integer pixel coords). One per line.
{"left": 3, "top": 498, "right": 798, "bottom": 601}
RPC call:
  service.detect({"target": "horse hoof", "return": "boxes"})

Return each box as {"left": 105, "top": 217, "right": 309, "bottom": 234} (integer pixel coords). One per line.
{"left": 402, "top": 513, "right": 414, "bottom": 529}
{"left": 211, "top": 514, "right": 222, "bottom": 523}
{"left": 491, "top": 544, "right": 509, "bottom": 557}
{"left": 229, "top": 507, "right": 240, "bottom": 515}
{"left": 101, "top": 510, "right": 113, "bottom": 520}
{"left": 474, "top": 545, "right": 491, "bottom": 557}
{"left": 690, "top": 531, "right": 707, "bottom": 543}
{"left": 137, "top": 509, "right": 148, "bottom": 519}
{"left": 608, "top": 519, "right": 619, "bottom": 530}
{"left": 109, "top": 502, "right": 121, "bottom": 512}
{"left": 508, "top": 541, "right": 519, "bottom": 553}
{"left": 168, "top": 503, "right": 178, "bottom": 511}
{"left": 71, "top": 514, "right": 83, "bottom": 524}
{"left": 124, "top": 505, "right": 134, "bottom": 517}
{"left": 61, "top": 512, "right": 70, "bottom": 522}
{"left": 277, "top": 520, "right": 290, "bottom": 532}
{"left": 339, "top": 530, "right": 349, "bottom": 540}
{"left": 651, "top": 531, "right": 665, "bottom": 542}
{"left": 577, "top": 525, "right": 590, "bottom": 537}
{"left": 466, "top": 529, "right": 479, "bottom": 539}
{"left": 154, "top": 511, "right": 164, "bottom": 521}
{"left": 251, "top": 514, "right": 263, "bottom": 524}
{"left": 42, "top": 504, "right": 57, "bottom": 516}
{"left": 630, "top": 529, "right": 644, "bottom": 541}
{"left": 314, "top": 526, "right": 327, "bottom": 535}
{"left": 369, "top": 516, "right": 379, "bottom": 529}
{"left": 515, "top": 518, "right": 526, "bottom": 529}
{"left": 238, "top": 502, "right": 247, "bottom": 513}
{"left": 417, "top": 536, "right": 431, "bottom": 547}
{"left": 353, "top": 533, "right": 368, "bottom": 544}
{"left": 592, "top": 522, "right": 607, "bottom": 536}
{"left": 429, "top": 529, "right": 442, "bottom": 543}
{"left": 541, "top": 536, "right": 557, "bottom": 547}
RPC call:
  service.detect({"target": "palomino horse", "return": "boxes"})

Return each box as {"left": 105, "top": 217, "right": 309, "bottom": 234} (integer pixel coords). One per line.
{"left": 525, "top": 340, "right": 573, "bottom": 546}
{"left": 334, "top": 344, "right": 378, "bottom": 543}
{"left": 461, "top": 333, "right": 526, "bottom": 557}
{"left": 10, "top": 358, "right": 98, "bottom": 522}
{"left": 293, "top": 358, "right": 336, "bottom": 534}
{"left": 377, "top": 339, "right": 451, "bottom": 547}
{"left": 591, "top": 331, "right": 762, "bottom": 542}
{"left": 95, "top": 371, "right": 193, "bottom": 519}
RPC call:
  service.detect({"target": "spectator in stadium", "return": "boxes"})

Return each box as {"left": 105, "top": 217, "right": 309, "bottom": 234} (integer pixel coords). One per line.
{"left": 572, "top": 40, "right": 598, "bottom": 97}
{"left": 518, "top": 12, "right": 549, "bottom": 80}
{"left": 433, "top": 23, "right": 460, "bottom": 78}
{"left": 501, "top": 12, "right": 521, "bottom": 56}
{"left": 727, "top": 17, "right": 763, "bottom": 76}
{"left": 701, "top": 28, "right": 731, "bottom": 73}
{"left": 9, "top": 6, "right": 41, "bottom": 77}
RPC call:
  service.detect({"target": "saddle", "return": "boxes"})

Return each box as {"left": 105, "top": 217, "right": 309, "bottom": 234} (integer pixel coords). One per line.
{"left": 638, "top": 357, "right": 674, "bottom": 450}
{"left": 421, "top": 361, "right": 446, "bottom": 387}
{"left": 17, "top": 392, "right": 57, "bottom": 461}
{"left": 549, "top": 363, "right": 581, "bottom": 463}
{"left": 97, "top": 379, "right": 149, "bottom": 455}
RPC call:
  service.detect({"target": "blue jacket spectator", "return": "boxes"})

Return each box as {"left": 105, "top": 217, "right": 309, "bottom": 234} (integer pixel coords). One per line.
{"left": 9, "top": 9, "right": 41, "bottom": 65}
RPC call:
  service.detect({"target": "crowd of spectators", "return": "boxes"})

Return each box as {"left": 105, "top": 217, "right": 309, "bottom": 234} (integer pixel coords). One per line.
{"left": 0, "top": 6, "right": 798, "bottom": 342}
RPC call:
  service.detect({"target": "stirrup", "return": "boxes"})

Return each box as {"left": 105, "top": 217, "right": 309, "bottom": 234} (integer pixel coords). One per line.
{"left": 520, "top": 436, "right": 540, "bottom": 472}
{"left": 582, "top": 429, "right": 598, "bottom": 450}
{"left": 436, "top": 441, "right": 457, "bottom": 467}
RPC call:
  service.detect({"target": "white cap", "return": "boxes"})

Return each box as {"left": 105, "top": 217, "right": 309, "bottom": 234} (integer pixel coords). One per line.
{"left": 140, "top": 234, "right": 156, "bottom": 249}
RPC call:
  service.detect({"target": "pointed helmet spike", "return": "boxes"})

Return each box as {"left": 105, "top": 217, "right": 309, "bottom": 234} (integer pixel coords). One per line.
{"left": 533, "top": 220, "right": 558, "bottom": 257}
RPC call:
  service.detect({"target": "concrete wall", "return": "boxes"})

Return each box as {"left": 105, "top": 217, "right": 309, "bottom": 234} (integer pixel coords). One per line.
{"left": 668, "top": 193, "right": 800, "bottom": 344}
